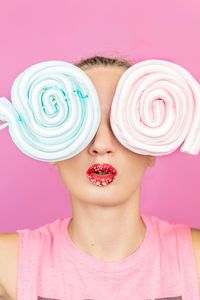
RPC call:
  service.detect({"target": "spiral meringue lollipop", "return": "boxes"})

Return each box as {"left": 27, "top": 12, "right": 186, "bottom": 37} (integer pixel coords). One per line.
{"left": 0, "top": 61, "right": 101, "bottom": 162}
{"left": 110, "top": 59, "right": 200, "bottom": 156}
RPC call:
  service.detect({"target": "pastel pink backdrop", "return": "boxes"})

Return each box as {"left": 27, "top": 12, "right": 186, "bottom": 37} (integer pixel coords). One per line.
{"left": 0, "top": 0, "right": 200, "bottom": 231}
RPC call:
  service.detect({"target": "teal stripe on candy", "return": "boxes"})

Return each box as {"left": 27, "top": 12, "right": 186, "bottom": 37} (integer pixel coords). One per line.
{"left": 0, "top": 61, "right": 101, "bottom": 162}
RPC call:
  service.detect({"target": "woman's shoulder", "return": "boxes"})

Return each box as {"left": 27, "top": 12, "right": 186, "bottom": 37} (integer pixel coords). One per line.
{"left": 143, "top": 214, "right": 200, "bottom": 294}
{"left": 143, "top": 213, "right": 193, "bottom": 232}
{"left": 0, "top": 217, "right": 68, "bottom": 300}
{"left": 191, "top": 228, "right": 200, "bottom": 294}
{"left": 16, "top": 217, "right": 68, "bottom": 237}
{"left": 0, "top": 233, "right": 19, "bottom": 300}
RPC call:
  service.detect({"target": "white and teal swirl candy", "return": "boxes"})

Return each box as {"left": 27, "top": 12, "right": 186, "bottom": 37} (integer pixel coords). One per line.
{"left": 1, "top": 59, "right": 200, "bottom": 161}
{"left": 0, "top": 61, "right": 101, "bottom": 162}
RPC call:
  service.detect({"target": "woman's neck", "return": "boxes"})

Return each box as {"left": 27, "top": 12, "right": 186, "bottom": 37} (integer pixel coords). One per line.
{"left": 68, "top": 190, "right": 146, "bottom": 262}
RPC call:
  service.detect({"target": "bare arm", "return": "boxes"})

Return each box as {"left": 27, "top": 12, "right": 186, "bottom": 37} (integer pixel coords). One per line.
{"left": 0, "top": 233, "right": 19, "bottom": 300}
{"left": 191, "top": 228, "right": 200, "bottom": 294}
{"left": 0, "top": 283, "right": 12, "bottom": 300}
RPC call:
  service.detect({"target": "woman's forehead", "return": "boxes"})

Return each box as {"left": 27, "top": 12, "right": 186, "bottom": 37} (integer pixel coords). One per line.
{"left": 84, "top": 67, "right": 126, "bottom": 115}
{"left": 85, "top": 66, "right": 125, "bottom": 96}
{"left": 84, "top": 65, "right": 126, "bottom": 82}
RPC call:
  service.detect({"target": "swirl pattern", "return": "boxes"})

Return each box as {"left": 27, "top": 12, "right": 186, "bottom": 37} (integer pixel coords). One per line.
{"left": 0, "top": 61, "right": 101, "bottom": 162}
{"left": 110, "top": 59, "right": 200, "bottom": 156}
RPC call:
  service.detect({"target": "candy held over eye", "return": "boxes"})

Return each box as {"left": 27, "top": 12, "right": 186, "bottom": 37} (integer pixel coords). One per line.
{"left": 0, "top": 60, "right": 101, "bottom": 162}
{"left": 110, "top": 59, "right": 200, "bottom": 156}
{"left": 0, "top": 59, "right": 200, "bottom": 163}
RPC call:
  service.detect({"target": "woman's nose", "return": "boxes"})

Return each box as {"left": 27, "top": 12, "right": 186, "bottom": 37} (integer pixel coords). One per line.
{"left": 88, "top": 121, "right": 115, "bottom": 156}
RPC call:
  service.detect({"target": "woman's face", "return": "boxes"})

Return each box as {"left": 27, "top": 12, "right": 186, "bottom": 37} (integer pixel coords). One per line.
{"left": 50, "top": 66, "right": 156, "bottom": 206}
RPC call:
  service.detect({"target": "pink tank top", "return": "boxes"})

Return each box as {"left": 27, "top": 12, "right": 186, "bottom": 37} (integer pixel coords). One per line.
{"left": 16, "top": 214, "right": 200, "bottom": 300}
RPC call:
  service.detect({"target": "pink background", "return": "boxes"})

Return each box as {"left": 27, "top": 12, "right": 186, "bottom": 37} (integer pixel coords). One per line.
{"left": 0, "top": 0, "right": 200, "bottom": 232}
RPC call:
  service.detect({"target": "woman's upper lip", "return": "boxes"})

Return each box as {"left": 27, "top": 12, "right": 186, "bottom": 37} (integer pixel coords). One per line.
{"left": 86, "top": 163, "right": 118, "bottom": 175}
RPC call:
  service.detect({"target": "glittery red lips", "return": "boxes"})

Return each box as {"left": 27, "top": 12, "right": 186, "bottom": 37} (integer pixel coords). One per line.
{"left": 86, "top": 164, "right": 118, "bottom": 186}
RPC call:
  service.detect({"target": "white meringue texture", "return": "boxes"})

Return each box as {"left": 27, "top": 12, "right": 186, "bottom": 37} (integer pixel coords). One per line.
{"left": 0, "top": 59, "right": 200, "bottom": 162}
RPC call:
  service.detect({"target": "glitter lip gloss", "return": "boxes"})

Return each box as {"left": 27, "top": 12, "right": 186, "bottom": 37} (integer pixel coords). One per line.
{"left": 86, "top": 163, "right": 118, "bottom": 186}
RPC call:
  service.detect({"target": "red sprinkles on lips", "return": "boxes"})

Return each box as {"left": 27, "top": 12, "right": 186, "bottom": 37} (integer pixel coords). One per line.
{"left": 86, "top": 164, "right": 117, "bottom": 186}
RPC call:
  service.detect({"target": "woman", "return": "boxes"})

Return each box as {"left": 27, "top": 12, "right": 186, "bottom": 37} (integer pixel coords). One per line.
{"left": 0, "top": 55, "right": 200, "bottom": 300}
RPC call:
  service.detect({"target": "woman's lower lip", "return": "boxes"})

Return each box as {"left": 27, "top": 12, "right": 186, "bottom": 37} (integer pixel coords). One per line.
{"left": 87, "top": 173, "right": 116, "bottom": 186}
